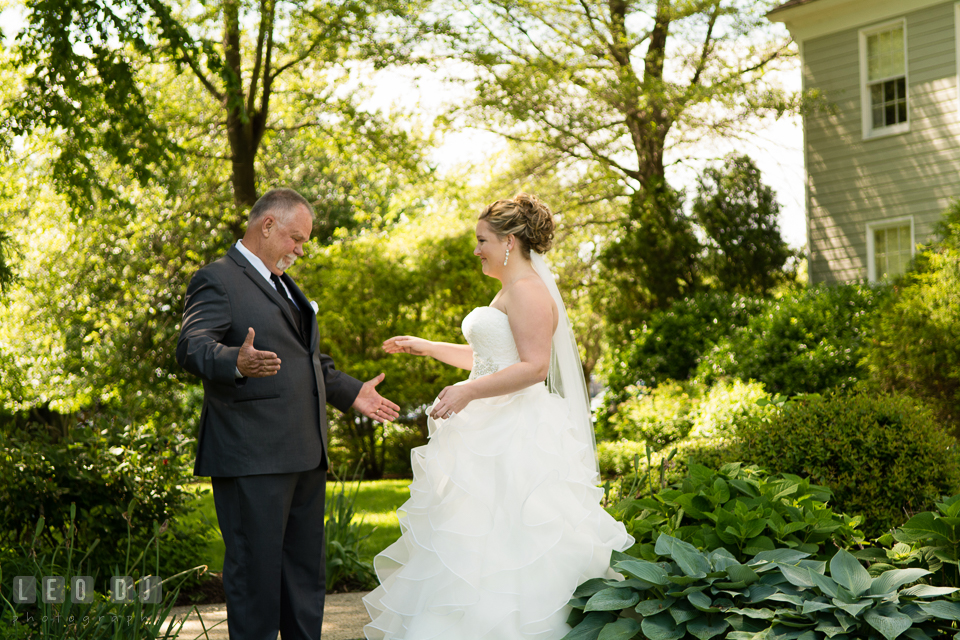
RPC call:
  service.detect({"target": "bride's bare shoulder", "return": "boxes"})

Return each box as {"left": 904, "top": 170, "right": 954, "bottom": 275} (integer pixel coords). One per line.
{"left": 505, "top": 275, "right": 558, "bottom": 325}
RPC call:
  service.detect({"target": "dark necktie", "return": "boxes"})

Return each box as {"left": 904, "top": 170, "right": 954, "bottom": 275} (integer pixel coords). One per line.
{"left": 270, "top": 273, "right": 304, "bottom": 339}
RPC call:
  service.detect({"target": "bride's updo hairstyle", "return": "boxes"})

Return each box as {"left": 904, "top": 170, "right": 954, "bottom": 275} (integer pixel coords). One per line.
{"left": 478, "top": 193, "right": 555, "bottom": 259}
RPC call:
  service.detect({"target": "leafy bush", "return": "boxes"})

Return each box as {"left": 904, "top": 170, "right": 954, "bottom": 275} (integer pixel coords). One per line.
{"left": 0, "top": 505, "right": 202, "bottom": 639}
{"left": 863, "top": 202, "right": 960, "bottom": 435}
{"left": 598, "top": 292, "right": 765, "bottom": 427}
{"left": 736, "top": 391, "right": 960, "bottom": 538}
{"left": 324, "top": 467, "right": 378, "bottom": 593}
{"left": 565, "top": 534, "right": 960, "bottom": 640}
{"left": 610, "top": 463, "right": 863, "bottom": 564}
{"left": 857, "top": 494, "right": 960, "bottom": 589}
{"left": 0, "top": 413, "right": 214, "bottom": 591}
{"left": 599, "top": 380, "right": 770, "bottom": 458}
{"left": 697, "top": 284, "right": 888, "bottom": 396}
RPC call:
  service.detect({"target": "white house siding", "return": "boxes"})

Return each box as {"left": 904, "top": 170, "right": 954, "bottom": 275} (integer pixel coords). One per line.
{"left": 802, "top": 1, "right": 960, "bottom": 283}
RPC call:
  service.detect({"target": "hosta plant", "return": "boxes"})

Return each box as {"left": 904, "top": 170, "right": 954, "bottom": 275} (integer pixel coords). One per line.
{"left": 563, "top": 534, "right": 960, "bottom": 640}
{"left": 857, "top": 494, "right": 960, "bottom": 589}
{"left": 610, "top": 463, "right": 863, "bottom": 564}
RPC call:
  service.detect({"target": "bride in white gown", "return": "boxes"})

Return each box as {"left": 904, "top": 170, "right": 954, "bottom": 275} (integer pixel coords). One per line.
{"left": 362, "top": 193, "right": 634, "bottom": 640}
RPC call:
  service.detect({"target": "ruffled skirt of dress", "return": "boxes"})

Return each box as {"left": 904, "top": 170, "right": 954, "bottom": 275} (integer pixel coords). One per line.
{"left": 362, "top": 384, "right": 634, "bottom": 640}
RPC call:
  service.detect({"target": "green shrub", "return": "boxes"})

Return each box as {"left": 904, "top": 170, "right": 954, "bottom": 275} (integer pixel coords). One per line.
{"left": 324, "top": 467, "right": 378, "bottom": 593}
{"left": 0, "top": 412, "right": 215, "bottom": 591}
{"left": 565, "top": 535, "right": 960, "bottom": 640}
{"left": 856, "top": 494, "right": 960, "bottom": 589}
{"left": 600, "top": 379, "right": 771, "bottom": 454}
{"left": 697, "top": 283, "right": 888, "bottom": 396}
{"left": 736, "top": 391, "right": 960, "bottom": 538}
{"left": 863, "top": 204, "right": 960, "bottom": 435}
{"left": 611, "top": 463, "right": 863, "bottom": 564}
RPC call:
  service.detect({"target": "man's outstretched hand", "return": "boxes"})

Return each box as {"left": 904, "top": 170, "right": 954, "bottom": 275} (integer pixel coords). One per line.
{"left": 352, "top": 373, "right": 400, "bottom": 423}
{"left": 236, "top": 328, "right": 282, "bottom": 378}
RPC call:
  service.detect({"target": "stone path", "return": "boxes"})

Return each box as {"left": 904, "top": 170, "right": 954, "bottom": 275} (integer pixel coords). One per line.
{"left": 170, "top": 591, "right": 370, "bottom": 640}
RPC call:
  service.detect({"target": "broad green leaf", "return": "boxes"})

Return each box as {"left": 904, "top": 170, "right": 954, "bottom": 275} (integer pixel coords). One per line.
{"left": 688, "top": 617, "right": 730, "bottom": 640}
{"left": 780, "top": 564, "right": 815, "bottom": 588}
{"left": 751, "top": 549, "right": 810, "bottom": 566}
{"left": 635, "top": 598, "right": 676, "bottom": 617}
{"left": 917, "top": 600, "right": 960, "bottom": 621}
{"left": 903, "top": 627, "right": 934, "bottom": 640}
{"left": 668, "top": 600, "right": 700, "bottom": 625}
{"left": 585, "top": 588, "right": 641, "bottom": 612}
{"left": 864, "top": 607, "right": 913, "bottom": 640}
{"left": 615, "top": 559, "right": 668, "bottom": 586}
{"left": 832, "top": 599, "right": 872, "bottom": 617}
{"left": 869, "top": 569, "right": 931, "bottom": 596}
{"left": 726, "top": 607, "right": 778, "bottom": 620}
{"left": 745, "top": 584, "right": 778, "bottom": 603}
{"left": 898, "top": 512, "right": 953, "bottom": 544}
{"left": 815, "top": 618, "right": 847, "bottom": 638}
{"left": 598, "top": 617, "right": 642, "bottom": 640}
{"left": 802, "top": 601, "right": 836, "bottom": 614}
{"left": 900, "top": 584, "right": 960, "bottom": 598}
{"left": 642, "top": 612, "right": 685, "bottom": 640}
{"left": 687, "top": 591, "right": 714, "bottom": 611}
{"left": 830, "top": 549, "right": 871, "bottom": 597}
{"left": 655, "top": 534, "right": 710, "bottom": 577}
{"left": 726, "top": 563, "right": 760, "bottom": 585}
{"left": 575, "top": 578, "right": 611, "bottom": 598}
{"left": 562, "top": 612, "right": 618, "bottom": 640}
{"left": 810, "top": 572, "right": 841, "bottom": 599}
{"left": 744, "top": 535, "right": 776, "bottom": 556}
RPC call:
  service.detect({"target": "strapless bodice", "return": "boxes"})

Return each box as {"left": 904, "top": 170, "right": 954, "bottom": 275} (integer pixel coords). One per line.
{"left": 461, "top": 306, "right": 520, "bottom": 379}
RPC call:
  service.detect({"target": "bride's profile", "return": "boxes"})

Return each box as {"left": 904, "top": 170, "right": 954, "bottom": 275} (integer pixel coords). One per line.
{"left": 362, "top": 193, "right": 634, "bottom": 640}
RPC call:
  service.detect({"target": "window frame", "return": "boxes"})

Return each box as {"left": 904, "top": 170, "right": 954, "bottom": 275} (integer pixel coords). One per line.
{"left": 859, "top": 18, "right": 910, "bottom": 140}
{"left": 866, "top": 215, "right": 915, "bottom": 282}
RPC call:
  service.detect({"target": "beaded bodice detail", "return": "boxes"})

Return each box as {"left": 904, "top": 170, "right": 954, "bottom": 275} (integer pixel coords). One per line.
{"left": 461, "top": 306, "right": 520, "bottom": 380}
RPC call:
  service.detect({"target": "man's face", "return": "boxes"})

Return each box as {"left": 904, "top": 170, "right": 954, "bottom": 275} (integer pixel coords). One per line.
{"left": 264, "top": 205, "right": 313, "bottom": 274}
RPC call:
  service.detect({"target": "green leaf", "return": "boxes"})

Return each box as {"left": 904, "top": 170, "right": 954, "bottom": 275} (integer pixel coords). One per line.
{"left": 864, "top": 606, "right": 913, "bottom": 640}
{"left": 668, "top": 600, "right": 700, "bottom": 625}
{"left": 687, "top": 591, "right": 714, "bottom": 611}
{"left": 688, "top": 617, "right": 730, "bottom": 640}
{"left": 585, "top": 588, "right": 641, "bottom": 612}
{"left": 869, "top": 568, "right": 931, "bottom": 596}
{"left": 575, "top": 578, "right": 612, "bottom": 598}
{"left": 598, "top": 617, "right": 642, "bottom": 640}
{"left": 810, "top": 572, "right": 841, "bottom": 599}
{"left": 917, "top": 600, "right": 960, "bottom": 621}
{"left": 898, "top": 512, "right": 954, "bottom": 544}
{"left": 802, "top": 601, "right": 836, "bottom": 614}
{"left": 751, "top": 549, "right": 811, "bottom": 566}
{"left": 832, "top": 600, "right": 872, "bottom": 617}
{"left": 642, "top": 612, "right": 685, "bottom": 640}
{"left": 829, "top": 549, "right": 871, "bottom": 597}
{"left": 780, "top": 564, "right": 815, "bottom": 588}
{"left": 635, "top": 598, "right": 676, "bottom": 617}
{"left": 899, "top": 585, "right": 960, "bottom": 598}
{"left": 615, "top": 559, "right": 668, "bottom": 586}
{"left": 903, "top": 627, "right": 934, "bottom": 640}
{"left": 655, "top": 534, "right": 710, "bottom": 577}
{"left": 562, "top": 612, "right": 618, "bottom": 640}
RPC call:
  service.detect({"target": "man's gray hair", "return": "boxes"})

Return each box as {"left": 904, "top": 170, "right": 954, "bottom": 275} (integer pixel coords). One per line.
{"left": 248, "top": 188, "right": 316, "bottom": 224}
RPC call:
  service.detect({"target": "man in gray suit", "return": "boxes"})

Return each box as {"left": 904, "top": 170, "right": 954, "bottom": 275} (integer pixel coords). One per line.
{"left": 176, "top": 188, "right": 399, "bottom": 639}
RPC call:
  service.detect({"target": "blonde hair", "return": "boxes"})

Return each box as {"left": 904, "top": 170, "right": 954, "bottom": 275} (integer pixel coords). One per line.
{"left": 478, "top": 193, "right": 555, "bottom": 258}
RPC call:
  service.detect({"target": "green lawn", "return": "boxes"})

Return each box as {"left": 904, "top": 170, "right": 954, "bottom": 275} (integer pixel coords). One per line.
{"left": 183, "top": 478, "right": 411, "bottom": 572}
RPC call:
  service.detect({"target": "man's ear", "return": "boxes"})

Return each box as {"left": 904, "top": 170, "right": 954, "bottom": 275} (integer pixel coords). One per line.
{"left": 261, "top": 215, "right": 275, "bottom": 237}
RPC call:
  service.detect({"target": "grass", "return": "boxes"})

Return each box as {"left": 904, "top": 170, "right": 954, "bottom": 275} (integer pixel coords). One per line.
{"left": 182, "top": 478, "right": 412, "bottom": 573}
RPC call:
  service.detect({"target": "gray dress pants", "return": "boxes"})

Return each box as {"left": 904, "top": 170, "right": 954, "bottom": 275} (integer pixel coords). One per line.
{"left": 212, "top": 462, "right": 327, "bottom": 640}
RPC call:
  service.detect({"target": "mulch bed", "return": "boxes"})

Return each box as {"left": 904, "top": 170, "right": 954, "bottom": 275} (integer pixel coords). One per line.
{"left": 173, "top": 572, "right": 226, "bottom": 607}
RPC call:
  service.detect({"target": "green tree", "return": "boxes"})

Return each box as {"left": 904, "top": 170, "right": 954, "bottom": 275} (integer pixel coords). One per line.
{"left": 443, "top": 0, "right": 798, "bottom": 331}
{"left": 694, "top": 154, "right": 793, "bottom": 295}
{"left": 6, "top": 0, "right": 425, "bottom": 223}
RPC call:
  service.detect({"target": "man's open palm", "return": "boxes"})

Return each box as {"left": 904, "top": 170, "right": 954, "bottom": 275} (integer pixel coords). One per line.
{"left": 236, "top": 327, "right": 282, "bottom": 377}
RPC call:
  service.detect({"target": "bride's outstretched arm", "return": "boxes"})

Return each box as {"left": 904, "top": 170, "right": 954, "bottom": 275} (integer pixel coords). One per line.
{"left": 383, "top": 336, "right": 474, "bottom": 371}
{"left": 429, "top": 278, "right": 555, "bottom": 419}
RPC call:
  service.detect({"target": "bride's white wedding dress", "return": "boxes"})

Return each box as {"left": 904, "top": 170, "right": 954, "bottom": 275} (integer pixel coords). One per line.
{"left": 362, "top": 305, "right": 634, "bottom": 640}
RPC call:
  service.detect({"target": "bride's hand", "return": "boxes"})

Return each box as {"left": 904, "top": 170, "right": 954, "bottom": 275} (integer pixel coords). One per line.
{"left": 429, "top": 384, "right": 474, "bottom": 420}
{"left": 383, "top": 336, "right": 433, "bottom": 356}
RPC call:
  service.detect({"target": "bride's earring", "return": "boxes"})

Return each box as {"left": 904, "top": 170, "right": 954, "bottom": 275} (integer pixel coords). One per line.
{"left": 504, "top": 247, "right": 510, "bottom": 266}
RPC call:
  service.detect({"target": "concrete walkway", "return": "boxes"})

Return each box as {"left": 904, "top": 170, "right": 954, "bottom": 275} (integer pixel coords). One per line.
{"left": 170, "top": 591, "right": 370, "bottom": 640}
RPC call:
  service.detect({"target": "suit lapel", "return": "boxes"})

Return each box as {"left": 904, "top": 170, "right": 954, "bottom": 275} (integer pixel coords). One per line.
{"left": 228, "top": 246, "right": 303, "bottom": 340}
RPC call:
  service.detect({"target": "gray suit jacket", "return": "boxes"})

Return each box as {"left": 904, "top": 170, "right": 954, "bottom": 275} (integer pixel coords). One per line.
{"left": 176, "top": 245, "right": 363, "bottom": 477}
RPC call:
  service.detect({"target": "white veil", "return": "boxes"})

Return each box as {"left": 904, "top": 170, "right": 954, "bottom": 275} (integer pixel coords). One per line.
{"left": 530, "top": 252, "right": 600, "bottom": 483}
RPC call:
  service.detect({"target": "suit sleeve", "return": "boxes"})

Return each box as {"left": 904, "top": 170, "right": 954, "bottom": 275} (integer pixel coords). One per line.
{"left": 318, "top": 352, "right": 364, "bottom": 413}
{"left": 176, "top": 269, "right": 242, "bottom": 385}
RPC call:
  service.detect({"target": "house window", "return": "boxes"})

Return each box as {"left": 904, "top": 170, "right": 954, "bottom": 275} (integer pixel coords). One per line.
{"left": 866, "top": 217, "right": 914, "bottom": 281}
{"left": 860, "top": 21, "right": 909, "bottom": 138}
